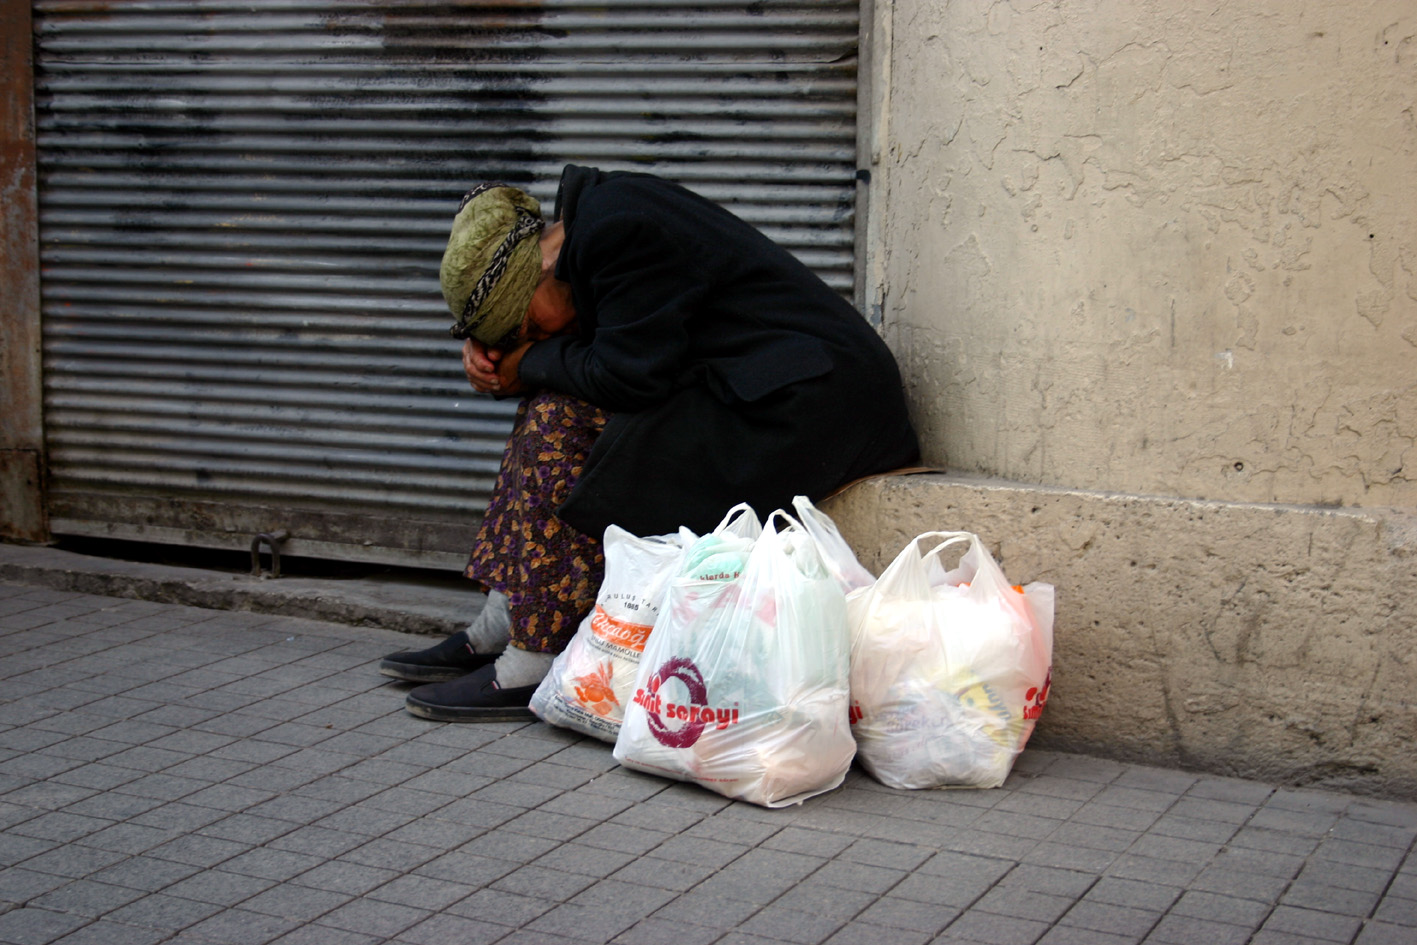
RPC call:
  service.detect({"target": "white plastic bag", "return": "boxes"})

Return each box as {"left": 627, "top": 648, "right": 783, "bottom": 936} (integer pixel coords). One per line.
{"left": 848, "top": 531, "right": 1054, "bottom": 789}
{"left": 530, "top": 505, "right": 761, "bottom": 742}
{"left": 614, "top": 511, "right": 855, "bottom": 808}
{"left": 529, "top": 525, "right": 695, "bottom": 741}
{"left": 791, "top": 495, "right": 876, "bottom": 593}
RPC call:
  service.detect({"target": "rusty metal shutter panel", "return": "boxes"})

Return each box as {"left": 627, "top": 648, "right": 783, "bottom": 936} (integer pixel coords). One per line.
{"left": 34, "top": 0, "right": 861, "bottom": 569}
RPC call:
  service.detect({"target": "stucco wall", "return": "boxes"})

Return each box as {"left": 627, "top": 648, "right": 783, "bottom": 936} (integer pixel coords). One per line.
{"left": 867, "top": 0, "right": 1415, "bottom": 509}
{"left": 859, "top": 1, "right": 1416, "bottom": 795}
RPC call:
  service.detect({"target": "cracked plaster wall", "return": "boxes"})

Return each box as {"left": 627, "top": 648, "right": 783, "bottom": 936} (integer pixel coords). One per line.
{"left": 871, "top": 0, "right": 1415, "bottom": 509}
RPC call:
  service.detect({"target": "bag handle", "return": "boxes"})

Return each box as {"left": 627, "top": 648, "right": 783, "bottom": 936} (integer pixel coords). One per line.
{"left": 910, "top": 530, "right": 976, "bottom": 562}
{"left": 711, "top": 501, "right": 762, "bottom": 540}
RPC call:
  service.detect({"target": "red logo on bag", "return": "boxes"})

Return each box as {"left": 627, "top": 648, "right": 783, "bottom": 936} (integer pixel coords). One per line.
{"left": 632, "top": 657, "right": 739, "bottom": 749}
{"left": 848, "top": 700, "right": 863, "bottom": 725}
{"left": 590, "top": 605, "right": 653, "bottom": 652}
{"left": 1023, "top": 670, "right": 1051, "bottom": 721}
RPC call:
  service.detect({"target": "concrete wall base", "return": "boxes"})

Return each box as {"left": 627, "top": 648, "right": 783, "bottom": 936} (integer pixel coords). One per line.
{"left": 820, "top": 474, "right": 1417, "bottom": 799}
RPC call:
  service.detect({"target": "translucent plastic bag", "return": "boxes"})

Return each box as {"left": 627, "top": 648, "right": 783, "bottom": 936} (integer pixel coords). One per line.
{"left": 848, "top": 531, "right": 1054, "bottom": 789}
{"left": 529, "top": 525, "right": 694, "bottom": 741}
{"left": 530, "top": 505, "right": 760, "bottom": 742}
{"left": 791, "top": 495, "right": 876, "bottom": 593}
{"left": 614, "top": 511, "right": 855, "bottom": 808}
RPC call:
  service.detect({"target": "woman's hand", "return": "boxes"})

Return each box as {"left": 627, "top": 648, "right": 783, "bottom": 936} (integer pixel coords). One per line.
{"left": 492, "top": 341, "right": 534, "bottom": 396}
{"left": 462, "top": 339, "right": 502, "bottom": 394}
{"left": 463, "top": 338, "right": 534, "bottom": 397}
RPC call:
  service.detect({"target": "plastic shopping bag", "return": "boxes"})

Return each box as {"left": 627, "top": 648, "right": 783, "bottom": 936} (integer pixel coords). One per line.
{"left": 791, "top": 495, "right": 876, "bottom": 593}
{"left": 848, "top": 531, "right": 1054, "bottom": 789}
{"left": 530, "top": 505, "right": 760, "bottom": 742}
{"left": 529, "top": 526, "right": 694, "bottom": 741}
{"left": 614, "top": 511, "right": 855, "bottom": 808}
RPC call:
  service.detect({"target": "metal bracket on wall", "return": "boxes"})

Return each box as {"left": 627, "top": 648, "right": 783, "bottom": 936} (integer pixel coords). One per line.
{"left": 250, "top": 529, "right": 291, "bottom": 579}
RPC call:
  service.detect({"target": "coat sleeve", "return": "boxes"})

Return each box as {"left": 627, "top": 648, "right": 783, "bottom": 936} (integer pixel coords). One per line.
{"left": 517, "top": 210, "right": 709, "bottom": 413}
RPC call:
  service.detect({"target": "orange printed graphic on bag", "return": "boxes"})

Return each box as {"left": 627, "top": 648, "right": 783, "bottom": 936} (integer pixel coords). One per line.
{"left": 573, "top": 661, "right": 619, "bottom": 717}
{"left": 589, "top": 605, "right": 654, "bottom": 652}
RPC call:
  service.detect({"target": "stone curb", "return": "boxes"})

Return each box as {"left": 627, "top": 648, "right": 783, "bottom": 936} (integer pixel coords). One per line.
{"left": 0, "top": 541, "right": 474, "bottom": 637}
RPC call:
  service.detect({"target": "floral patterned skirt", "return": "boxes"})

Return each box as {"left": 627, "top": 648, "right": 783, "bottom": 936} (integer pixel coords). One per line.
{"left": 465, "top": 391, "right": 612, "bottom": 654}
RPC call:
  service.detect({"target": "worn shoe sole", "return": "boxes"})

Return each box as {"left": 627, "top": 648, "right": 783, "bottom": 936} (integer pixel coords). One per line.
{"left": 404, "top": 693, "right": 535, "bottom": 722}
{"left": 378, "top": 659, "right": 471, "bottom": 684}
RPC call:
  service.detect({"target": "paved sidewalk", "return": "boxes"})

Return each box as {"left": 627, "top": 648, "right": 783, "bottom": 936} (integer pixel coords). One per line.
{"left": 1, "top": 580, "right": 1415, "bottom": 945}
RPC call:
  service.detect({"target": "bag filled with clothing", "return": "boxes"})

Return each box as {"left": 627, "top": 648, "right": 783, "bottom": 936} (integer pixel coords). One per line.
{"left": 847, "top": 530, "right": 1054, "bottom": 789}
{"left": 614, "top": 509, "right": 855, "bottom": 808}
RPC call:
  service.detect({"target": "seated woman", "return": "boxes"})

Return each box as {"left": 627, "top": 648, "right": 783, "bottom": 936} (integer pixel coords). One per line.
{"left": 380, "top": 164, "right": 920, "bottom": 722}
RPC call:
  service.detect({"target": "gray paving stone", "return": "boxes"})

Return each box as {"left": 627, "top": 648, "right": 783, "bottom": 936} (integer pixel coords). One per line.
{"left": 1036, "top": 925, "right": 1140, "bottom": 945}
{"left": 1068, "top": 802, "right": 1162, "bottom": 832}
{"left": 1282, "top": 880, "right": 1383, "bottom": 916}
{"left": 87, "top": 856, "right": 201, "bottom": 893}
{"left": 10, "top": 811, "right": 115, "bottom": 844}
{"left": 145, "top": 833, "right": 249, "bottom": 869}
{"left": 1298, "top": 859, "right": 1398, "bottom": 893}
{"left": 836, "top": 837, "right": 935, "bottom": 871}
{"left": 14, "top": 844, "right": 126, "bottom": 880}
{"left": 1261, "top": 904, "right": 1364, "bottom": 942}
{"left": 527, "top": 900, "right": 645, "bottom": 943}
{"left": 336, "top": 836, "right": 442, "bottom": 873}
{"left": 239, "top": 883, "right": 352, "bottom": 923}
{"left": 182, "top": 907, "right": 300, "bottom": 945}
{"left": 1045, "top": 821, "right": 1138, "bottom": 853}
{"left": 529, "top": 840, "right": 638, "bottom": 879}
{"left": 103, "top": 892, "right": 224, "bottom": 932}
{"left": 973, "top": 885, "right": 1073, "bottom": 923}
{"left": 1356, "top": 920, "right": 1417, "bottom": 944}
{"left": 1145, "top": 912, "right": 1254, "bottom": 945}
{"left": 942, "top": 828, "right": 1039, "bottom": 861}
{"left": 650, "top": 891, "right": 763, "bottom": 930}
{"left": 490, "top": 863, "right": 600, "bottom": 903}
{"left": 29, "top": 879, "right": 147, "bottom": 917}
{"left": 1146, "top": 813, "right": 1241, "bottom": 843}
{"left": 395, "top": 912, "right": 509, "bottom": 945}
{"left": 446, "top": 887, "right": 555, "bottom": 927}
{"left": 939, "top": 909, "right": 1051, "bottom": 945}
{"left": 315, "top": 897, "right": 432, "bottom": 939}
{"left": 0, "top": 906, "right": 92, "bottom": 945}
{"left": 160, "top": 869, "right": 274, "bottom": 907}
{"left": 999, "top": 864, "right": 1097, "bottom": 898}
{"left": 734, "top": 904, "right": 848, "bottom": 945}
{"left": 1312, "top": 837, "right": 1409, "bottom": 871}
{"left": 1020, "top": 840, "right": 1121, "bottom": 874}
{"left": 47, "top": 917, "right": 172, "bottom": 945}
{"left": 291, "top": 860, "right": 400, "bottom": 896}
{"left": 1372, "top": 895, "right": 1417, "bottom": 926}
{"left": 312, "top": 804, "right": 420, "bottom": 839}
{"left": 1104, "top": 854, "right": 1204, "bottom": 887}
{"left": 0, "top": 867, "right": 73, "bottom": 902}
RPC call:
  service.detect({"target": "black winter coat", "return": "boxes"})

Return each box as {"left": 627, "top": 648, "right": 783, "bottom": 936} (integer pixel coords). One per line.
{"left": 517, "top": 165, "right": 919, "bottom": 538}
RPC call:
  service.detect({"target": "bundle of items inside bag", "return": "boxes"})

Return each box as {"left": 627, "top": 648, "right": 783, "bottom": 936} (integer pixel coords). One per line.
{"left": 529, "top": 498, "right": 1054, "bottom": 804}
{"left": 846, "top": 531, "right": 1054, "bottom": 789}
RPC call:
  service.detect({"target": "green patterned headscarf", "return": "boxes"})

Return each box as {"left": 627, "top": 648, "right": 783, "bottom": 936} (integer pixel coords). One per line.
{"left": 440, "top": 183, "right": 545, "bottom": 346}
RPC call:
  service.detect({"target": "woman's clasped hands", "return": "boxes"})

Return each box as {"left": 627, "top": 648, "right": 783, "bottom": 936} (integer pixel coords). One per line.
{"left": 463, "top": 338, "right": 532, "bottom": 397}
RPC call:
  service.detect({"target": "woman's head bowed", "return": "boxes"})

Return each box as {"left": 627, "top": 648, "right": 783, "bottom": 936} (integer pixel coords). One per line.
{"left": 441, "top": 183, "right": 544, "bottom": 347}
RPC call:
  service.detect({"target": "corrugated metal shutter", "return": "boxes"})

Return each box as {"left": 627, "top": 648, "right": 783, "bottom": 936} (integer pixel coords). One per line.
{"left": 33, "top": 0, "right": 861, "bottom": 569}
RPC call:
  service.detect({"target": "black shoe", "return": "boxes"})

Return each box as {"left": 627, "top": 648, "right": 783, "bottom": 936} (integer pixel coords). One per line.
{"left": 379, "top": 631, "right": 495, "bottom": 683}
{"left": 404, "top": 664, "right": 537, "bottom": 722}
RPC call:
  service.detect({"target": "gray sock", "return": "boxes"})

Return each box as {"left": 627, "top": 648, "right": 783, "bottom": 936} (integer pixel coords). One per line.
{"left": 494, "top": 645, "right": 555, "bottom": 689}
{"left": 465, "top": 590, "right": 512, "bottom": 655}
